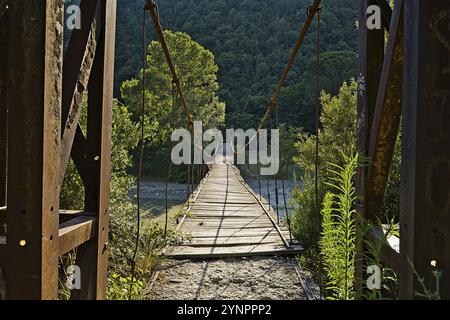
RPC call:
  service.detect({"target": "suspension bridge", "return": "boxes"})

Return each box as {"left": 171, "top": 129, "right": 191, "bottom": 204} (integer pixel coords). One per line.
{"left": 0, "top": 0, "right": 449, "bottom": 300}
{"left": 167, "top": 145, "right": 303, "bottom": 259}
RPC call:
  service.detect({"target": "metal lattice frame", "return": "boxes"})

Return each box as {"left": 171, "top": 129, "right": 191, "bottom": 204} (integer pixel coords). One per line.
{"left": 0, "top": 0, "right": 116, "bottom": 300}
{"left": 357, "top": 0, "right": 450, "bottom": 299}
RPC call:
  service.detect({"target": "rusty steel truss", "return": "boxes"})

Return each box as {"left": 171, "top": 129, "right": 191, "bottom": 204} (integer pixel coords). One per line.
{"left": 357, "top": 0, "right": 450, "bottom": 299}
{"left": 0, "top": 0, "right": 116, "bottom": 299}
{"left": 0, "top": 0, "right": 449, "bottom": 300}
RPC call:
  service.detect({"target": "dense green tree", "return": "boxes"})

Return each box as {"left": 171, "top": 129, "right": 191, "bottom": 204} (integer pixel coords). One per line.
{"left": 121, "top": 30, "right": 225, "bottom": 177}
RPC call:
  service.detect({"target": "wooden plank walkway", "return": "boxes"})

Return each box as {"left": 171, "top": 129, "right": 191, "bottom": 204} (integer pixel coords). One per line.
{"left": 166, "top": 155, "right": 303, "bottom": 259}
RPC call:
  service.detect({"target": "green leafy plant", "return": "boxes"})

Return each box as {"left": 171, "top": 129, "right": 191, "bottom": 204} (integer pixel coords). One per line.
{"left": 108, "top": 273, "right": 144, "bottom": 300}
{"left": 136, "top": 222, "right": 186, "bottom": 278}
{"left": 319, "top": 153, "right": 358, "bottom": 300}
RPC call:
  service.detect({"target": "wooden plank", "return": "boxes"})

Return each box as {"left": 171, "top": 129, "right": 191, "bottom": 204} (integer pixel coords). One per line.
{"left": 186, "top": 240, "right": 281, "bottom": 247}
{"left": 186, "top": 229, "right": 281, "bottom": 238}
{"left": 1, "top": 214, "right": 97, "bottom": 257}
{"left": 183, "top": 226, "right": 275, "bottom": 232}
{"left": 184, "top": 225, "right": 275, "bottom": 233}
{"left": 190, "top": 204, "right": 261, "bottom": 208}
{"left": 191, "top": 205, "right": 265, "bottom": 209}
{"left": 0, "top": 208, "right": 85, "bottom": 217}
{"left": 400, "top": 0, "right": 450, "bottom": 300}
{"left": 189, "top": 214, "right": 267, "bottom": 219}
{"left": 58, "top": 216, "right": 98, "bottom": 256}
{"left": 71, "top": 0, "right": 116, "bottom": 301}
{"left": 189, "top": 214, "right": 269, "bottom": 220}
{"left": 184, "top": 219, "right": 274, "bottom": 226}
{"left": 187, "top": 235, "right": 283, "bottom": 246}
{"left": 189, "top": 209, "right": 263, "bottom": 213}
{"left": 59, "top": 209, "right": 85, "bottom": 215}
{"left": 5, "top": 0, "right": 63, "bottom": 300}
{"left": 190, "top": 209, "right": 265, "bottom": 214}
{"left": 194, "top": 202, "right": 258, "bottom": 206}
{"left": 196, "top": 194, "right": 254, "bottom": 199}
{"left": 195, "top": 197, "right": 256, "bottom": 201}
{"left": 166, "top": 243, "right": 303, "bottom": 259}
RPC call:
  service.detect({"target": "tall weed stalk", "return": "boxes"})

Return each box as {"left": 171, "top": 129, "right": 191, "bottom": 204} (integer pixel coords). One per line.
{"left": 320, "top": 154, "right": 357, "bottom": 299}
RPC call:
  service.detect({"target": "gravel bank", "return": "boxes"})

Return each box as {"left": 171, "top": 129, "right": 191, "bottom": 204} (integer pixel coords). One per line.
{"left": 145, "top": 256, "right": 317, "bottom": 300}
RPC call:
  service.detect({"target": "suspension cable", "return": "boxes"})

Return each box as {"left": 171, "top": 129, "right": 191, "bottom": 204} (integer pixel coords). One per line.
{"left": 245, "top": 0, "right": 322, "bottom": 148}
{"left": 313, "top": 5, "right": 323, "bottom": 297}
{"left": 129, "top": 7, "right": 148, "bottom": 300}
{"left": 164, "top": 82, "right": 177, "bottom": 238}
{"left": 314, "top": 7, "right": 322, "bottom": 230}
{"left": 266, "top": 178, "right": 271, "bottom": 212}
{"left": 281, "top": 178, "right": 293, "bottom": 244}
{"left": 257, "top": 161, "right": 262, "bottom": 201}
{"left": 145, "top": 0, "right": 193, "bottom": 128}
{"left": 273, "top": 102, "right": 280, "bottom": 224}
{"left": 187, "top": 164, "right": 191, "bottom": 209}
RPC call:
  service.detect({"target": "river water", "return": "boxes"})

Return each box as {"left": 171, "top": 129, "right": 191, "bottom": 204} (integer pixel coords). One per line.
{"left": 245, "top": 178, "right": 299, "bottom": 220}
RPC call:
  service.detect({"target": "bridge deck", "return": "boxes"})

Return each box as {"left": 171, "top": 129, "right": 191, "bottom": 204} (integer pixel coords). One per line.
{"left": 166, "top": 159, "right": 303, "bottom": 259}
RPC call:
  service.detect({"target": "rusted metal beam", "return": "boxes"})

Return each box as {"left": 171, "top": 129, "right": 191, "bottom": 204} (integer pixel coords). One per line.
{"left": 355, "top": 0, "right": 385, "bottom": 296}
{"left": 70, "top": 126, "right": 99, "bottom": 210}
{"left": 59, "top": 0, "right": 102, "bottom": 188}
{"left": 366, "top": 0, "right": 403, "bottom": 220}
{"left": 367, "top": 227, "right": 400, "bottom": 275}
{"left": 5, "top": 0, "right": 63, "bottom": 300}
{"left": 401, "top": 0, "right": 450, "bottom": 300}
{"left": 1, "top": 211, "right": 96, "bottom": 258}
{"left": 71, "top": 0, "right": 116, "bottom": 300}
{"left": 0, "top": 0, "right": 7, "bottom": 208}
{"left": 1, "top": 3, "right": 8, "bottom": 281}
{"left": 59, "top": 215, "right": 98, "bottom": 256}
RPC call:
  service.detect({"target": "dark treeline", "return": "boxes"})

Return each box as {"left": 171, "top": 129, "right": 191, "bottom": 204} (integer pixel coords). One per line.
{"left": 115, "top": 0, "right": 358, "bottom": 131}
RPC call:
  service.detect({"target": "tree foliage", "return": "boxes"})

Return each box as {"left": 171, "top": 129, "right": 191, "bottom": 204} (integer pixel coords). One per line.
{"left": 115, "top": 0, "right": 358, "bottom": 130}
{"left": 121, "top": 30, "right": 225, "bottom": 177}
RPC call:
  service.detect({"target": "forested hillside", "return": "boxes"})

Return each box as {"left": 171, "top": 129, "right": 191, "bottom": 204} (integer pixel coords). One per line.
{"left": 115, "top": 0, "right": 358, "bottom": 131}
